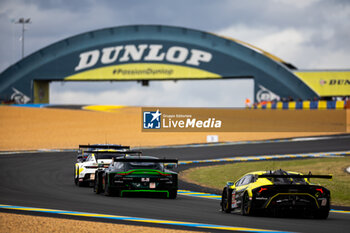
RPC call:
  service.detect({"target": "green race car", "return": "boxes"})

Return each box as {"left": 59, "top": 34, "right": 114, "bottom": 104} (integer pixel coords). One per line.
{"left": 94, "top": 156, "right": 178, "bottom": 199}
{"left": 220, "top": 169, "right": 332, "bottom": 219}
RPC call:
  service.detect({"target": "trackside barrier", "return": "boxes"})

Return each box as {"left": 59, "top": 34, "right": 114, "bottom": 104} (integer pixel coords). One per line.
{"left": 251, "top": 100, "right": 350, "bottom": 110}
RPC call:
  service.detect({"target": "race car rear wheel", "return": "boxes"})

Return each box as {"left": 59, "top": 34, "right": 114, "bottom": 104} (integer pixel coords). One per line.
{"left": 77, "top": 179, "right": 85, "bottom": 187}
{"left": 241, "top": 192, "right": 251, "bottom": 216}
{"left": 221, "top": 188, "right": 232, "bottom": 213}
{"left": 168, "top": 189, "right": 177, "bottom": 199}
{"left": 74, "top": 166, "right": 78, "bottom": 186}
{"left": 114, "top": 189, "right": 121, "bottom": 197}
{"left": 94, "top": 172, "right": 102, "bottom": 194}
{"left": 104, "top": 177, "right": 111, "bottom": 196}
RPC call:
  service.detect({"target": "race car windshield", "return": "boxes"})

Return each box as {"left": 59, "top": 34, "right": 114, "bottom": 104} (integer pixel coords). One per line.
{"left": 293, "top": 178, "right": 306, "bottom": 184}
{"left": 127, "top": 162, "right": 163, "bottom": 170}
{"left": 273, "top": 177, "right": 307, "bottom": 184}
{"left": 265, "top": 171, "right": 308, "bottom": 184}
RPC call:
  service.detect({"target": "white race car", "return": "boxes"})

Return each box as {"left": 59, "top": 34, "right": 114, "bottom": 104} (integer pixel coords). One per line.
{"left": 74, "top": 146, "right": 139, "bottom": 187}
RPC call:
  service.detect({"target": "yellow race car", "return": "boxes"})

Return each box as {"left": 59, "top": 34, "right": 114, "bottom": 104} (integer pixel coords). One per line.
{"left": 220, "top": 169, "right": 332, "bottom": 219}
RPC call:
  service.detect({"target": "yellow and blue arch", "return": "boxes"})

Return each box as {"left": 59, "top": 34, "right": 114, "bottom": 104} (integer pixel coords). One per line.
{"left": 0, "top": 25, "right": 320, "bottom": 104}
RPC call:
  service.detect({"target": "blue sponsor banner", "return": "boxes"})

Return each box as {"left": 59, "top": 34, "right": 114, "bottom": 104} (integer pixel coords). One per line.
{"left": 282, "top": 102, "right": 289, "bottom": 109}
{"left": 252, "top": 100, "right": 347, "bottom": 110}
{"left": 296, "top": 101, "right": 303, "bottom": 109}
{"left": 271, "top": 102, "right": 277, "bottom": 109}
{"left": 310, "top": 101, "right": 318, "bottom": 109}
{"left": 327, "top": 101, "right": 336, "bottom": 109}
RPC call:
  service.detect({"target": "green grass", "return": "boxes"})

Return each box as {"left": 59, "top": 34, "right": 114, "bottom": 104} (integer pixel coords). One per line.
{"left": 180, "top": 157, "right": 350, "bottom": 206}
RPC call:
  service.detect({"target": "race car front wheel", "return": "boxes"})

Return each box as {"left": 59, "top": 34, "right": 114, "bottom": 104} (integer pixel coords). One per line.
{"left": 221, "top": 188, "right": 232, "bottom": 213}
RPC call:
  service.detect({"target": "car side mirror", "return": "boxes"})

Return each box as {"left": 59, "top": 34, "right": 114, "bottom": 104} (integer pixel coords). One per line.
{"left": 226, "top": 181, "right": 234, "bottom": 186}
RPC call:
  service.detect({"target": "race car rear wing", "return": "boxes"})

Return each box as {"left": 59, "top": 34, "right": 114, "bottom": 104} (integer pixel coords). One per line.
{"left": 115, "top": 157, "right": 178, "bottom": 172}
{"left": 114, "top": 158, "right": 178, "bottom": 164}
{"left": 79, "top": 145, "right": 130, "bottom": 150}
{"left": 258, "top": 174, "right": 332, "bottom": 180}
{"left": 90, "top": 150, "right": 143, "bottom": 156}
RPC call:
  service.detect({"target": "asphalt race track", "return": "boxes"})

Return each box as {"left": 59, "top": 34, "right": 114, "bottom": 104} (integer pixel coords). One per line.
{"left": 1, "top": 135, "right": 350, "bottom": 232}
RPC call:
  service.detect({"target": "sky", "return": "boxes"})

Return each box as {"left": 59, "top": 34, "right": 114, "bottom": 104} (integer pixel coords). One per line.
{"left": 1, "top": 0, "right": 349, "bottom": 107}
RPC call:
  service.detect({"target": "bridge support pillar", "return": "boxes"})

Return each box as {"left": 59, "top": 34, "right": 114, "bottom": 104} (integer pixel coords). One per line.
{"left": 33, "top": 80, "right": 49, "bottom": 104}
